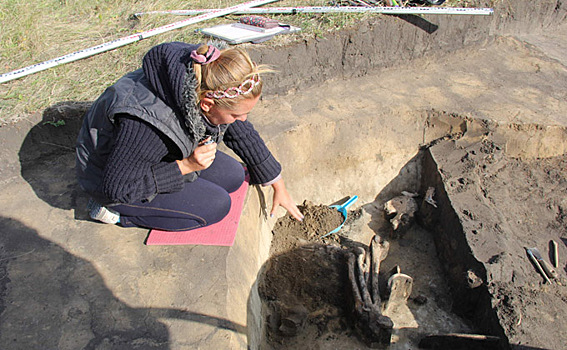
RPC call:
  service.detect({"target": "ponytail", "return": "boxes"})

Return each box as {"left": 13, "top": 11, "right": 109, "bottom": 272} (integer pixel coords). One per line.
{"left": 191, "top": 44, "right": 209, "bottom": 100}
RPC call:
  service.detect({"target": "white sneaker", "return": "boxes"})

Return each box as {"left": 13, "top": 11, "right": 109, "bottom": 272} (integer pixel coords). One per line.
{"left": 88, "top": 199, "right": 120, "bottom": 224}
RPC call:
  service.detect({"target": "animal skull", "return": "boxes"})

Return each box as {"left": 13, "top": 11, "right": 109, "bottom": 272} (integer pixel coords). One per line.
{"left": 383, "top": 192, "right": 418, "bottom": 231}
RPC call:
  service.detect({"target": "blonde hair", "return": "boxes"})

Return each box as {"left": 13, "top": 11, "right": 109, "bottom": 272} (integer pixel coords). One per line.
{"left": 192, "top": 44, "right": 272, "bottom": 109}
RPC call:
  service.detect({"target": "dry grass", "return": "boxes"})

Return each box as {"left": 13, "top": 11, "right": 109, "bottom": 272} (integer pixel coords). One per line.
{"left": 0, "top": 0, "right": 473, "bottom": 125}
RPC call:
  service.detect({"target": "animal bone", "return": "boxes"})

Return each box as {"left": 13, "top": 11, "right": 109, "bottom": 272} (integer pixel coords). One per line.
{"left": 424, "top": 186, "right": 437, "bottom": 208}
{"left": 384, "top": 192, "right": 418, "bottom": 231}
{"left": 370, "top": 235, "right": 389, "bottom": 306}
{"left": 347, "top": 236, "right": 393, "bottom": 347}
{"left": 386, "top": 266, "right": 414, "bottom": 303}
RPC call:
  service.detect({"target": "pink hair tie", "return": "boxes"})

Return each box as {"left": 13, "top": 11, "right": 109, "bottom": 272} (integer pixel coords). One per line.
{"left": 190, "top": 46, "right": 221, "bottom": 65}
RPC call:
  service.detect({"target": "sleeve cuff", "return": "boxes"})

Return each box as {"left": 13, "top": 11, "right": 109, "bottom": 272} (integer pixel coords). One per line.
{"left": 150, "top": 161, "right": 184, "bottom": 194}
{"left": 261, "top": 173, "right": 282, "bottom": 187}
{"left": 246, "top": 153, "right": 282, "bottom": 185}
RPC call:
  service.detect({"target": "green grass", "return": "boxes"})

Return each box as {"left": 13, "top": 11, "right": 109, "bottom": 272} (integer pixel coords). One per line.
{"left": 0, "top": 0, "right": 473, "bottom": 125}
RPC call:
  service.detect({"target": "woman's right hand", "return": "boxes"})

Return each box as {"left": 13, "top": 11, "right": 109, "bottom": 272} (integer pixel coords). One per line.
{"left": 176, "top": 137, "right": 217, "bottom": 175}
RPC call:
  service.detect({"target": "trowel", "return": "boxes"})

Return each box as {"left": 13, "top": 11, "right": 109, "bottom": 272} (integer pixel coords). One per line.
{"left": 321, "top": 195, "right": 358, "bottom": 238}
{"left": 526, "top": 247, "right": 558, "bottom": 282}
{"left": 387, "top": 266, "right": 413, "bottom": 303}
{"left": 529, "top": 247, "right": 558, "bottom": 279}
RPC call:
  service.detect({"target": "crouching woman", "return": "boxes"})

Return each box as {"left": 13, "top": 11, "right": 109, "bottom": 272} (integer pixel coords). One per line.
{"left": 76, "top": 42, "right": 303, "bottom": 231}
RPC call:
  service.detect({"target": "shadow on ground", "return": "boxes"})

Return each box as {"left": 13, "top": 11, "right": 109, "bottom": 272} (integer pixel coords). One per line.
{"left": 18, "top": 102, "right": 91, "bottom": 217}
{"left": 0, "top": 215, "right": 246, "bottom": 349}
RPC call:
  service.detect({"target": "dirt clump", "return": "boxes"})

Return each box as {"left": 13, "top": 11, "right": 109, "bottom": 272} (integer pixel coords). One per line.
{"left": 269, "top": 201, "right": 345, "bottom": 256}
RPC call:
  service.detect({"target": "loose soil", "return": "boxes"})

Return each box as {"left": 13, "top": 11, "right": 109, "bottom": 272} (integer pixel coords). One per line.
{"left": 269, "top": 201, "right": 345, "bottom": 255}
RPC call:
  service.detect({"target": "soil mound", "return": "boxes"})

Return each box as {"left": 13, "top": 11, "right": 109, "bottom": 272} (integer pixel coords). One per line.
{"left": 269, "top": 201, "right": 345, "bottom": 256}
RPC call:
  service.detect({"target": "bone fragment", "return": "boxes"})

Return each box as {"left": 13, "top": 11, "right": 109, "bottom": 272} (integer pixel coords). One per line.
{"left": 425, "top": 186, "right": 437, "bottom": 208}
{"left": 419, "top": 333, "right": 500, "bottom": 350}
{"left": 551, "top": 240, "right": 559, "bottom": 269}
{"left": 364, "top": 247, "right": 371, "bottom": 285}
{"left": 356, "top": 247, "right": 373, "bottom": 306}
{"left": 370, "top": 236, "right": 389, "bottom": 306}
{"left": 347, "top": 242, "right": 393, "bottom": 348}
{"left": 401, "top": 191, "right": 419, "bottom": 197}
{"left": 347, "top": 252, "right": 364, "bottom": 314}
{"left": 386, "top": 266, "right": 414, "bottom": 303}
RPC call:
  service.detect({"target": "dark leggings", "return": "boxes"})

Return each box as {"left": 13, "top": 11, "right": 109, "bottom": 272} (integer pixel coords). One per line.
{"left": 110, "top": 151, "right": 245, "bottom": 231}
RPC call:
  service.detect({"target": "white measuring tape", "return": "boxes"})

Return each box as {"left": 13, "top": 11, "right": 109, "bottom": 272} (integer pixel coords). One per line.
{"left": 0, "top": 0, "right": 277, "bottom": 84}
{"left": 132, "top": 6, "right": 494, "bottom": 17}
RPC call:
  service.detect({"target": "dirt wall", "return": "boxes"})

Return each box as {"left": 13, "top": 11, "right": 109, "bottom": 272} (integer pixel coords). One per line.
{"left": 418, "top": 117, "right": 567, "bottom": 350}
{"left": 420, "top": 146, "right": 507, "bottom": 346}
{"left": 251, "top": 0, "right": 566, "bottom": 97}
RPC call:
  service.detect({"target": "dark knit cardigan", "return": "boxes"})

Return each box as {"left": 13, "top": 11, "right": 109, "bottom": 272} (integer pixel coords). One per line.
{"left": 103, "top": 115, "right": 281, "bottom": 204}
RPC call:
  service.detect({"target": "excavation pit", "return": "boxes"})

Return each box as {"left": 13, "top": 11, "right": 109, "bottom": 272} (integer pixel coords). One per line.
{"left": 7, "top": 39, "right": 567, "bottom": 350}
{"left": 251, "top": 112, "right": 567, "bottom": 349}
{"left": 1, "top": 2, "right": 567, "bottom": 349}
{"left": 242, "top": 30, "right": 567, "bottom": 347}
{"left": 260, "top": 200, "right": 473, "bottom": 349}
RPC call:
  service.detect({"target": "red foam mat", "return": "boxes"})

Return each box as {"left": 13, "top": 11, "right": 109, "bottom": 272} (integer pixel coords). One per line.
{"left": 145, "top": 179, "right": 249, "bottom": 246}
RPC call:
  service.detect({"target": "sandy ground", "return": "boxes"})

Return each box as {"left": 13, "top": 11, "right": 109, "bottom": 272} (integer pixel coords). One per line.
{"left": 0, "top": 3, "right": 566, "bottom": 349}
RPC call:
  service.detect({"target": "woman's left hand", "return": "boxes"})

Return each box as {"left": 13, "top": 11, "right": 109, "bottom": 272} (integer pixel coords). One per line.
{"left": 270, "top": 178, "right": 304, "bottom": 221}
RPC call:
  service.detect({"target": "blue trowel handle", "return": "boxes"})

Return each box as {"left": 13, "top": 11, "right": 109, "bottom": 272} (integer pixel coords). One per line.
{"left": 340, "top": 195, "right": 358, "bottom": 210}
